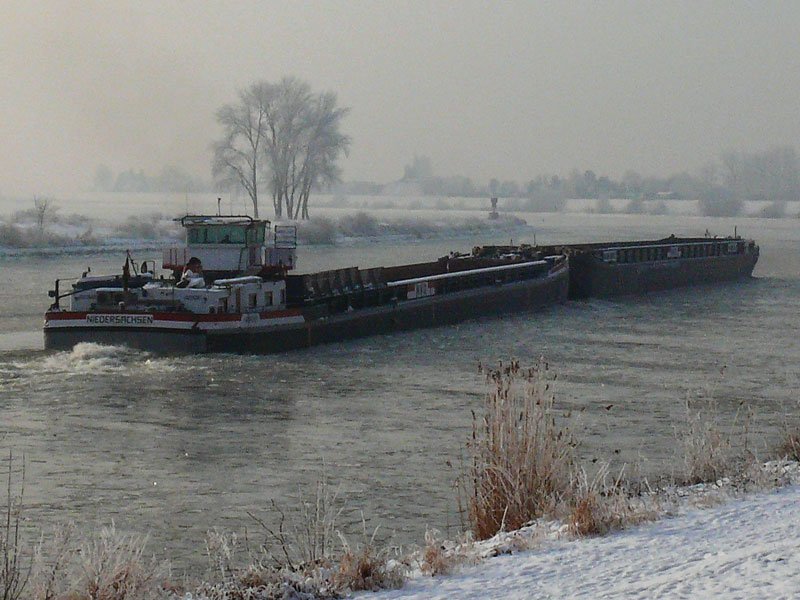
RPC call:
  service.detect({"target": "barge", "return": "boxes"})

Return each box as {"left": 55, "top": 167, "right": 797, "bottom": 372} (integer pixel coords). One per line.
{"left": 44, "top": 215, "right": 569, "bottom": 353}
{"left": 474, "top": 235, "right": 759, "bottom": 299}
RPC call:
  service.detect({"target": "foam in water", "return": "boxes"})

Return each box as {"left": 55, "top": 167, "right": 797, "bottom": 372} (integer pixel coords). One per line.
{"left": 41, "top": 342, "right": 136, "bottom": 373}
{"left": 21, "top": 343, "right": 183, "bottom": 377}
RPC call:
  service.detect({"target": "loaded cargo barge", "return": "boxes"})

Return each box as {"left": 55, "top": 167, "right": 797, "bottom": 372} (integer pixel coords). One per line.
{"left": 44, "top": 215, "right": 568, "bottom": 353}
{"left": 474, "top": 235, "right": 759, "bottom": 299}
{"left": 43, "top": 214, "right": 758, "bottom": 354}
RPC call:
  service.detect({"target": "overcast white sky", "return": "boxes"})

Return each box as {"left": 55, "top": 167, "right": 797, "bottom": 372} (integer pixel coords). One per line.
{"left": 1, "top": 1, "right": 798, "bottom": 196}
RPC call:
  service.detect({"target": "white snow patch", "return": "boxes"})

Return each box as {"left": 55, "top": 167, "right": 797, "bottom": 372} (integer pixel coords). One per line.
{"left": 365, "top": 465, "right": 800, "bottom": 599}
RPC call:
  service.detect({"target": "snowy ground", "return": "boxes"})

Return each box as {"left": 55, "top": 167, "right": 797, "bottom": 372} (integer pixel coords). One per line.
{"left": 366, "top": 484, "right": 800, "bottom": 600}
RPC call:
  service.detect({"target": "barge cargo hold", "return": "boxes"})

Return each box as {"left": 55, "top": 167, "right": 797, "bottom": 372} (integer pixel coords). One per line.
{"left": 474, "top": 235, "right": 759, "bottom": 299}
{"left": 43, "top": 215, "right": 569, "bottom": 354}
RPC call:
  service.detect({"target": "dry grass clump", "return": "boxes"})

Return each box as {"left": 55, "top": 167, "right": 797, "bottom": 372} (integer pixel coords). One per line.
{"left": 419, "top": 529, "right": 453, "bottom": 577}
{"left": 566, "top": 467, "right": 659, "bottom": 538}
{"left": 1, "top": 454, "right": 30, "bottom": 600}
{"left": 253, "top": 478, "right": 344, "bottom": 571}
{"left": 29, "top": 523, "right": 170, "bottom": 600}
{"left": 775, "top": 430, "right": 800, "bottom": 462}
{"left": 194, "top": 528, "right": 340, "bottom": 600}
{"left": 462, "top": 359, "right": 667, "bottom": 544}
{"left": 192, "top": 477, "right": 404, "bottom": 599}
{"left": 567, "top": 468, "right": 619, "bottom": 538}
{"left": 69, "top": 525, "right": 165, "bottom": 600}
{"left": 4, "top": 461, "right": 403, "bottom": 600}
{"left": 415, "top": 528, "right": 484, "bottom": 578}
{"left": 463, "top": 359, "right": 577, "bottom": 540}
{"left": 773, "top": 401, "right": 800, "bottom": 462}
{"left": 677, "top": 396, "right": 756, "bottom": 486}
{"left": 31, "top": 523, "right": 76, "bottom": 600}
{"left": 335, "top": 546, "right": 396, "bottom": 593}
{"left": 334, "top": 531, "right": 404, "bottom": 593}
{"left": 679, "top": 399, "right": 734, "bottom": 484}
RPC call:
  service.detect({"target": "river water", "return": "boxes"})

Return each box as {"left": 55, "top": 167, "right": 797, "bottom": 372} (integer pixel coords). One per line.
{"left": 1, "top": 209, "right": 798, "bottom": 569}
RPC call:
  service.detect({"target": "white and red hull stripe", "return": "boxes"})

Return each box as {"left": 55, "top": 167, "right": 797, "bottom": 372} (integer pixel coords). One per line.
{"left": 44, "top": 310, "right": 305, "bottom": 332}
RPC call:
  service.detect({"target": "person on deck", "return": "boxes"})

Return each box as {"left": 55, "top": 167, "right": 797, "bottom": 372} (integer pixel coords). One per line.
{"left": 177, "top": 257, "right": 205, "bottom": 288}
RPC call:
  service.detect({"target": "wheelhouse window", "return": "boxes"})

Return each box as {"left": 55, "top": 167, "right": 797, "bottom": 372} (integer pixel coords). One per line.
{"left": 246, "top": 223, "right": 266, "bottom": 245}
{"left": 188, "top": 226, "right": 247, "bottom": 244}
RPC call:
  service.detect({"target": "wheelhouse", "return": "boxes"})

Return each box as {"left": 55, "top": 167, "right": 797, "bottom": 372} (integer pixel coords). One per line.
{"left": 162, "top": 215, "right": 296, "bottom": 278}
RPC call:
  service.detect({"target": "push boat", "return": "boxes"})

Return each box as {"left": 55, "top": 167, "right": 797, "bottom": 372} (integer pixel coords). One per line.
{"left": 44, "top": 215, "right": 569, "bottom": 353}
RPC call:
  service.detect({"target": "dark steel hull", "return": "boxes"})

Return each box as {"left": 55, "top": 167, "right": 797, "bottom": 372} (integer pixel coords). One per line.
{"left": 44, "top": 267, "right": 569, "bottom": 354}
{"left": 569, "top": 252, "right": 758, "bottom": 299}
{"left": 206, "top": 267, "right": 569, "bottom": 353}
{"left": 43, "top": 328, "right": 207, "bottom": 353}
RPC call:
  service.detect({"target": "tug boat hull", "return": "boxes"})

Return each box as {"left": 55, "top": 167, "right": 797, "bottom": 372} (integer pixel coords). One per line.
{"left": 44, "top": 265, "right": 569, "bottom": 354}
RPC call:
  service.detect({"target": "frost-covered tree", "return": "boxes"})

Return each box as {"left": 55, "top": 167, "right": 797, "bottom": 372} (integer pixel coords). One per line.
{"left": 212, "top": 81, "right": 275, "bottom": 218}
{"left": 292, "top": 90, "right": 351, "bottom": 219}
{"left": 212, "top": 77, "right": 350, "bottom": 219}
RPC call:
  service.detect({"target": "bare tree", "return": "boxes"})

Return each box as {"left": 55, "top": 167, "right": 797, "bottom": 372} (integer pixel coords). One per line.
{"left": 262, "top": 79, "right": 350, "bottom": 220}
{"left": 33, "top": 197, "right": 55, "bottom": 231}
{"left": 212, "top": 82, "right": 276, "bottom": 218}
{"left": 293, "top": 91, "right": 351, "bottom": 219}
{"left": 267, "top": 77, "right": 313, "bottom": 219}
{"left": 214, "top": 77, "right": 350, "bottom": 220}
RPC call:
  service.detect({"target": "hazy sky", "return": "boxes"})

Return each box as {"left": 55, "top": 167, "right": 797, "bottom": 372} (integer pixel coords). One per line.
{"left": 2, "top": 1, "right": 799, "bottom": 196}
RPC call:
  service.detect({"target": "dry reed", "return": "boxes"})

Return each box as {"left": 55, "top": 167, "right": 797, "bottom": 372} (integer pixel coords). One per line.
{"left": 776, "top": 430, "right": 800, "bottom": 461}
{"left": 462, "top": 359, "right": 577, "bottom": 540}
{"left": 1, "top": 453, "right": 29, "bottom": 600}
{"left": 566, "top": 466, "right": 659, "bottom": 538}
{"left": 677, "top": 396, "right": 756, "bottom": 485}
{"left": 334, "top": 525, "right": 404, "bottom": 593}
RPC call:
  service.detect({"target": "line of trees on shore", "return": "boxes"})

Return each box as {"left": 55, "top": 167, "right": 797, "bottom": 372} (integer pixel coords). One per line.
{"left": 92, "top": 164, "right": 208, "bottom": 194}
{"left": 333, "top": 146, "right": 800, "bottom": 217}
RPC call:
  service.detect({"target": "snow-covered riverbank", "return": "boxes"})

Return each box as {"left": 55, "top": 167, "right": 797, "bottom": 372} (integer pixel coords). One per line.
{"left": 367, "top": 478, "right": 800, "bottom": 599}
{"left": 0, "top": 212, "right": 529, "bottom": 255}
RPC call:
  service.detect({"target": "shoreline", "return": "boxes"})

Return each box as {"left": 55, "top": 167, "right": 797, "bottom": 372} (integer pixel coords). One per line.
{"left": 365, "top": 470, "right": 800, "bottom": 599}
